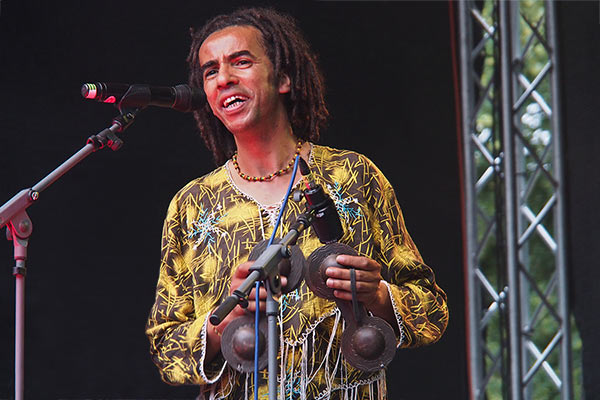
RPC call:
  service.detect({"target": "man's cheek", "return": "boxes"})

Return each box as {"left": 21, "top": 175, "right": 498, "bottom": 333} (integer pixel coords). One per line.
{"left": 207, "top": 101, "right": 221, "bottom": 118}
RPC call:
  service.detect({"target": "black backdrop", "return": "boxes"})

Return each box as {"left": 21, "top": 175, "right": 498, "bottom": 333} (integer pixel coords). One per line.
{"left": 0, "top": 1, "right": 466, "bottom": 399}
{"left": 558, "top": 2, "right": 600, "bottom": 399}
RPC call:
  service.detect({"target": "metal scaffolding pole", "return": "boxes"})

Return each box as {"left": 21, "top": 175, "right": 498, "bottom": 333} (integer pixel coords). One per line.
{"left": 457, "top": 2, "right": 483, "bottom": 397}
{"left": 457, "top": 1, "right": 572, "bottom": 398}
{"left": 498, "top": 2, "right": 523, "bottom": 398}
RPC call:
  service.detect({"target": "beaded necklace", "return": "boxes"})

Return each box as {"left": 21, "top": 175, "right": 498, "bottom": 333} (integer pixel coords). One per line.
{"left": 232, "top": 140, "right": 303, "bottom": 182}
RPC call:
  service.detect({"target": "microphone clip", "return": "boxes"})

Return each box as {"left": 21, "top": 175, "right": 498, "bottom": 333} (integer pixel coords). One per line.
{"left": 117, "top": 84, "right": 150, "bottom": 114}
{"left": 296, "top": 157, "right": 343, "bottom": 244}
{"left": 86, "top": 110, "right": 138, "bottom": 152}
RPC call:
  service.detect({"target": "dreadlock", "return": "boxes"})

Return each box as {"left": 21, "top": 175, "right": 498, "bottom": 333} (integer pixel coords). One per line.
{"left": 188, "top": 7, "right": 329, "bottom": 166}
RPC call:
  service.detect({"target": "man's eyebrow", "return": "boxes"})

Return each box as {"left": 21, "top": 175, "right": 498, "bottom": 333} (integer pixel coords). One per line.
{"left": 229, "top": 50, "right": 254, "bottom": 60}
{"left": 199, "top": 60, "right": 217, "bottom": 76}
{"left": 199, "top": 50, "right": 255, "bottom": 75}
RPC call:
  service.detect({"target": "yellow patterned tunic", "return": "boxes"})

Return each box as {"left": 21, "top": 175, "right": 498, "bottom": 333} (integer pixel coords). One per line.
{"left": 146, "top": 144, "right": 448, "bottom": 399}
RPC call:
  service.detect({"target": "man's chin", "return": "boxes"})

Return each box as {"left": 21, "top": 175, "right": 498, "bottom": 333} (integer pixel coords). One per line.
{"left": 222, "top": 119, "right": 253, "bottom": 136}
{"left": 221, "top": 111, "right": 262, "bottom": 133}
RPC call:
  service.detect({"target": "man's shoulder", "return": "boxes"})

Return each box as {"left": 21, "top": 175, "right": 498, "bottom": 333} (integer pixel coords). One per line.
{"left": 171, "top": 164, "right": 229, "bottom": 203}
{"left": 313, "top": 144, "right": 363, "bottom": 161}
{"left": 312, "top": 144, "right": 378, "bottom": 171}
{"left": 312, "top": 144, "right": 393, "bottom": 194}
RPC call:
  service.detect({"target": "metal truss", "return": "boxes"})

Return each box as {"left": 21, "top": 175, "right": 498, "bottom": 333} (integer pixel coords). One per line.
{"left": 458, "top": 1, "right": 571, "bottom": 399}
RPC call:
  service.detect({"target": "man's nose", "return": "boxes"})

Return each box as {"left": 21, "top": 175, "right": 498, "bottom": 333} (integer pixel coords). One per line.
{"left": 216, "top": 65, "right": 238, "bottom": 88}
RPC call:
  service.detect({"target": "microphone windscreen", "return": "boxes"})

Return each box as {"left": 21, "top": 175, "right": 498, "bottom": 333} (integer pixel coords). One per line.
{"left": 173, "top": 84, "right": 206, "bottom": 112}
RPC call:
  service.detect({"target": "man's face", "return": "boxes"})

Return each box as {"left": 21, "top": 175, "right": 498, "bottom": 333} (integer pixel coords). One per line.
{"left": 198, "top": 25, "right": 290, "bottom": 135}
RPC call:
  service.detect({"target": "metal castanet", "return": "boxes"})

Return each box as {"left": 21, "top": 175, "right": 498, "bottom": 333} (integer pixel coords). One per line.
{"left": 340, "top": 313, "right": 397, "bottom": 372}
{"left": 221, "top": 314, "right": 270, "bottom": 373}
{"left": 248, "top": 239, "right": 306, "bottom": 294}
{"left": 305, "top": 242, "right": 357, "bottom": 299}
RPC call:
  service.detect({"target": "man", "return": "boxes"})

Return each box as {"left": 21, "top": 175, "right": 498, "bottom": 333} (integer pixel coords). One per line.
{"left": 146, "top": 7, "right": 448, "bottom": 399}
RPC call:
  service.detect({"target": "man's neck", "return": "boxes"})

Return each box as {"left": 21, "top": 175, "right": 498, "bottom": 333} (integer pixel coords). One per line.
{"left": 227, "top": 138, "right": 311, "bottom": 206}
{"left": 233, "top": 122, "right": 298, "bottom": 178}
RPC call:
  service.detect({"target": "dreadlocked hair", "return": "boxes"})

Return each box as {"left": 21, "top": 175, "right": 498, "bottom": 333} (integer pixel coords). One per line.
{"left": 187, "top": 7, "right": 329, "bottom": 166}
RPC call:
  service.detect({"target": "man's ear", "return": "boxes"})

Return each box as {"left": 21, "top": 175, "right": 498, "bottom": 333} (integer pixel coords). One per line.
{"left": 278, "top": 73, "right": 291, "bottom": 94}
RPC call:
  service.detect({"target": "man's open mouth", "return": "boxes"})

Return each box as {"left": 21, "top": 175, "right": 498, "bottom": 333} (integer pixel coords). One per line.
{"left": 222, "top": 95, "right": 248, "bottom": 110}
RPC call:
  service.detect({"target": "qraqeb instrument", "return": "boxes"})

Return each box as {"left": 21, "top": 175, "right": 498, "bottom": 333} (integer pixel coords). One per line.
{"left": 306, "top": 242, "right": 397, "bottom": 372}
{"left": 220, "top": 239, "right": 306, "bottom": 372}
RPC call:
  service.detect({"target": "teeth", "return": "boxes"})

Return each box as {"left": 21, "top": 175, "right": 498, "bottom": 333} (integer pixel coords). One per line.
{"left": 223, "top": 95, "right": 246, "bottom": 108}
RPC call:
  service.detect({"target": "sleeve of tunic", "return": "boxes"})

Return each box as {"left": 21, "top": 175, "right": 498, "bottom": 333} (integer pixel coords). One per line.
{"left": 145, "top": 194, "right": 227, "bottom": 385}
{"left": 360, "top": 155, "right": 449, "bottom": 348}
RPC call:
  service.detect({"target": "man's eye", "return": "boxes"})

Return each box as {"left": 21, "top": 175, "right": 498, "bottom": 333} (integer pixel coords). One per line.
{"left": 236, "top": 59, "right": 251, "bottom": 67}
{"left": 204, "top": 69, "right": 217, "bottom": 78}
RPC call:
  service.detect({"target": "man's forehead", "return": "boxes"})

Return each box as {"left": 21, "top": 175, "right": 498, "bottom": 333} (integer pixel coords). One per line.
{"left": 198, "top": 25, "right": 264, "bottom": 62}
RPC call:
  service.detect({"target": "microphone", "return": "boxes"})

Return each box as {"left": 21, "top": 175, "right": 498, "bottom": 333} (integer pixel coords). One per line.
{"left": 299, "top": 157, "right": 343, "bottom": 244}
{"left": 81, "top": 82, "right": 205, "bottom": 112}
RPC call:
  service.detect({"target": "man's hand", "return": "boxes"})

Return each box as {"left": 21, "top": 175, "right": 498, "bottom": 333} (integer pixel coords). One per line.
{"left": 230, "top": 261, "right": 289, "bottom": 314}
{"left": 230, "top": 261, "right": 267, "bottom": 313}
{"left": 206, "top": 260, "right": 289, "bottom": 362}
{"left": 210, "top": 261, "right": 266, "bottom": 342}
{"left": 325, "top": 255, "right": 393, "bottom": 324}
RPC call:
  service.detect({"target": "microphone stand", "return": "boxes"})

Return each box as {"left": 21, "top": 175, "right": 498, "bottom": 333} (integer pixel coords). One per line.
{"left": 210, "top": 213, "right": 313, "bottom": 400}
{"left": 1, "top": 109, "right": 137, "bottom": 400}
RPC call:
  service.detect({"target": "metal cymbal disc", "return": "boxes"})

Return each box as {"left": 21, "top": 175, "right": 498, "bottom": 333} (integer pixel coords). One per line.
{"left": 305, "top": 243, "right": 358, "bottom": 300}
{"left": 248, "top": 239, "right": 306, "bottom": 294}
{"left": 221, "top": 314, "right": 270, "bottom": 373}
{"left": 341, "top": 315, "right": 397, "bottom": 373}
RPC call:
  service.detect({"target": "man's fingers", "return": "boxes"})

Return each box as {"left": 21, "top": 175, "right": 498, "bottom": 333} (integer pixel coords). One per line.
{"left": 232, "top": 304, "right": 248, "bottom": 317}
{"left": 335, "top": 255, "right": 379, "bottom": 271}
{"left": 233, "top": 261, "right": 254, "bottom": 277}
{"left": 248, "top": 286, "right": 267, "bottom": 300}
{"left": 245, "top": 300, "right": 266, "bottom": 313}
{"left": 332, "top": 290, "right": 378, "bottom": 304}
{"left": 325, "top": 267, "right": 380, "bottom": 282}
{"left": 326, "top": 278, "right": 379, "bottom": 293}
